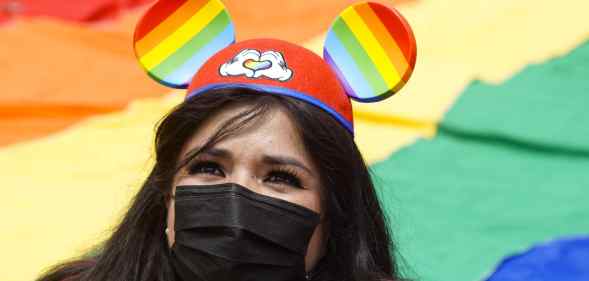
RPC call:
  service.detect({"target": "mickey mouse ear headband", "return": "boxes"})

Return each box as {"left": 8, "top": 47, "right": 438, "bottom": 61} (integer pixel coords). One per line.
{"left": 134, "top": 0, "right": 416, "bottom": 134}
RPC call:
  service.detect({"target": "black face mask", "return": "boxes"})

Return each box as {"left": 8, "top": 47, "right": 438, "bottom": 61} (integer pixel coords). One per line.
{"left": 170, "top": 183, "right": 321, "bottom": 281}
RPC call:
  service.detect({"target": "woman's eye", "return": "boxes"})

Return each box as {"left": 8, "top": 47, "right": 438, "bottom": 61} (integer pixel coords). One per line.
{"left": 187, "top": 161, "right": 225, "bottom": 177}
{"left": 265, "top": 170, "right": 303, "bottom": 189}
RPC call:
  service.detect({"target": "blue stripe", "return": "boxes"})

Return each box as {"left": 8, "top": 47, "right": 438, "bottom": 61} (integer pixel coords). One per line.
{"left": 163, "top": 23, "right": 235, "bottom": 87}
{"left": 324, "top": 30, "right": 373, "bottom": 100}
{"left": 186, "top": 83, "right": 354, "bottom": 134}
{"left": 324, "top": 50, "right": 356, "bottom": 99}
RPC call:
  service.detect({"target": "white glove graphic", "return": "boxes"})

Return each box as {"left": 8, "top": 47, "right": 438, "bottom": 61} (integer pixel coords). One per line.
{"left": 219, "top": 49, "right": 293, "bottom": 82}
{"left": 254, "top": 51, "right": 293, "bottom": 81}
{"left": 219, "top": 49, "right": 260, "bottom": 78}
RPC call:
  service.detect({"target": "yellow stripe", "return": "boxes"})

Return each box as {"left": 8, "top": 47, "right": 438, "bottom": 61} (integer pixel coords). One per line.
{"left": 355, "top": 3, "right": 409, "bottom": 73}
{"left": 341, "top": 9, "right": 401, "bottom": 88}
{"left": 135, "top": 0, "right": 208, "bottom": 57}
{"left": 354, "top": 109, "right": 436, "bottom": 133}
{"left": 139, "top": 0, "right": 223, "bottom": 70}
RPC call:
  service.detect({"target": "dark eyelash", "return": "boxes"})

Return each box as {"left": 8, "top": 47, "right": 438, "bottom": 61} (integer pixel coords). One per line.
{"left": 187, "top": 160, "right": 225, "bottom": 177}
{"left": 266, "top": 168, "right": 303, "bottom": 189}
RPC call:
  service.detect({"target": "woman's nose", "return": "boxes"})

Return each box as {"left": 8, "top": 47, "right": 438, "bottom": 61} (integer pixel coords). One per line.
{"left": 229, "top": 168, "right": 260, "bottom": 192}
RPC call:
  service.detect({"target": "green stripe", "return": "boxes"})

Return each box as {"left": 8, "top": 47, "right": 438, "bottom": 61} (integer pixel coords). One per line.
{"left": 332, "top": 18, "right": 387, "bottom": 94}
{"left": 151, "top": 11, "right": 230, "bottom": 78}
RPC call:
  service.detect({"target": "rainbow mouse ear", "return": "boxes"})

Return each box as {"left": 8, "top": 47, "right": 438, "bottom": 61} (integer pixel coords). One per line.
{"left": 323, "top": 2, "right": 416, "bottom": 102}
{"left": 133, "top": 0, "right": 235, "bottom": 89}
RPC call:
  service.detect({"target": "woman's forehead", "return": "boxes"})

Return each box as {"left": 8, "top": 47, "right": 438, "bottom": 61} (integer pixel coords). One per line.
{"left": 181, "top": 104, "right": 310, "bottom": 163}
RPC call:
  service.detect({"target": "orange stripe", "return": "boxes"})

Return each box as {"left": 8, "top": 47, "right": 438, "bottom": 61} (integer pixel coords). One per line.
{"left": 354, "top": 3, "right": 409, "bottom": 76}
{"left": 135, "top": 0, "right": 209, "bottom": 57}
{"left": 369, "top": 2, "right": 416, "bottom": 64}
{"left": 134, "top": 0, "right": 188, "bottom": 41}
{"left": 0, "top": 104, "right": 122, "bottom": 119}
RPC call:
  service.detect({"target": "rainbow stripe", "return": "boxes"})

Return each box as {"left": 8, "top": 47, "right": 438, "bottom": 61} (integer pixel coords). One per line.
{"left": 134, "top": 0, "right": 234, "bottom": 88}
{"left": 324, "top": 2, "right": 416, "bottom": 102}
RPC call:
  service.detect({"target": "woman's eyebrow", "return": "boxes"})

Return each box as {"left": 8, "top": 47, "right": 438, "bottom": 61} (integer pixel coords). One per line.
{"left": 201, "top": 147, "right": 231, "bottom": 158}
{"left": 182, "top": 146, "right": 232, "bottom": 162}
{"left": 262, "top": 154, "right": 313, "bottom": 175}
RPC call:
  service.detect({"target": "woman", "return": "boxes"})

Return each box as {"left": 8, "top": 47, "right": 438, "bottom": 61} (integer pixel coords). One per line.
{"left": 37, "top": 1, "right": 416, "bottom": 280}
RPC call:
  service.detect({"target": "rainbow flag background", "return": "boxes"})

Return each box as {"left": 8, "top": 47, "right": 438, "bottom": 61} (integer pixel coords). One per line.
{"left": 1, "top": 1, "right": 588, "bottom": 280}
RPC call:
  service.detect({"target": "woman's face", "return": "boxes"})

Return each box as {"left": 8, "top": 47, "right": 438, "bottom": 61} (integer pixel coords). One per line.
{"left": 166, "top": 103, "right": 326, "bottom": 271}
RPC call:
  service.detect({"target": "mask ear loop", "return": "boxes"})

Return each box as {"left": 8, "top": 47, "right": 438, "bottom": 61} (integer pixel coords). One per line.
{"left": 133, "top": 0, "right": 236, "bottom": 89}
{"left": 164, "top": 188, "right": 176, "bottom": 250}
{"left": 323, "top": 1, "right": 416, "bottom": 102}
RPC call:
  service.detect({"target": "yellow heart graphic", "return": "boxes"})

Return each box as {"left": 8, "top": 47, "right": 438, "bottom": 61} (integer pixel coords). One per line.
{"left": 243, "top": 59, "right": 272, "bottom": 71}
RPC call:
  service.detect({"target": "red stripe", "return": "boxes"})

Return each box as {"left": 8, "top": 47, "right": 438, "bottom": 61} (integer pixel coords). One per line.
{"left": 134, "top": 0, "right": 188, "bottom": 41}
{"left": 369, "top": 2, "right": 416, "bottom": 65}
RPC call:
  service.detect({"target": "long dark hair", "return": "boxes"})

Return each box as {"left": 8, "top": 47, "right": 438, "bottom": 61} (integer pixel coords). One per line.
{"left": 37, "top": 88, "right": 402, "bottom": 281}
